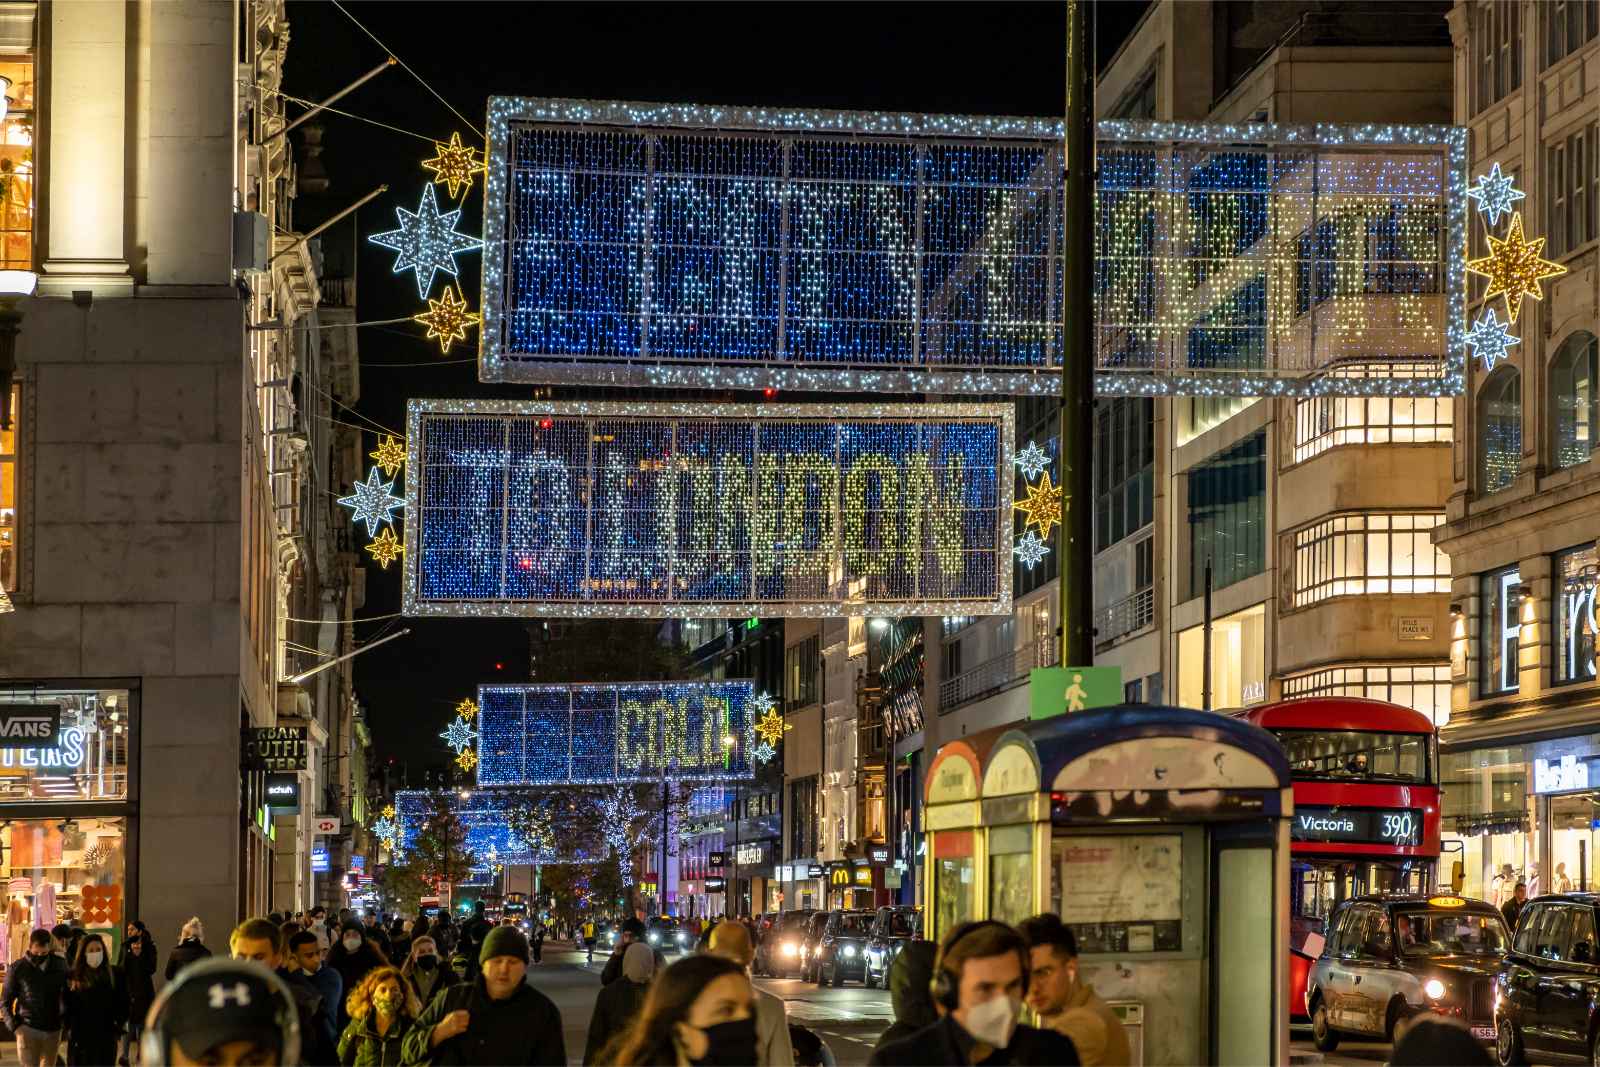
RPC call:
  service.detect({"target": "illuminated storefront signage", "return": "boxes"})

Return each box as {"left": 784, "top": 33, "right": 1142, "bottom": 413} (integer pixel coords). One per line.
{"left": 311, "top": 845, "right": 329, "bottom": 873}
{"left": 735, "top": 843, "right": 765, "bottom": 866}
{"left": 405, "top": 401, "right": 1012, "bottom": 618}
{"left": 0, "top": 726, "right": 89, "bottom": 770}
{"left": 477, "top": 681, "right": 757, "bottom": 786}
{"left": 1292, "top": 806, "right": 1421, "bottom": 845}
{"left": 705, "top": 877, "right": 727, "bottom": 892}
{"left": 807, "top": 864, "right": 825, "bottom": 878}
{"left": 1535, "top": 755, "right": 1590, "bottom": 794}
{"left": 264, "top": 773, "right": 300, "bottom": 810}
{"left": 867, "top": 845, "right": 891, "bottom": 865}
{"left": 708, "top": 851, "right": 726, "bottom": 869}
{"left": 0, "top": 705, "right": 62, "bottom": 749}
{"left": 242, "top": 727, "right": 308, "bottom": 772}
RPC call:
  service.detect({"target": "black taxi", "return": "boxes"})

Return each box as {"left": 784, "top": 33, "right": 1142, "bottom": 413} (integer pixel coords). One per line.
{"left": 1494, "top": 892, "right": 1600, "bottom": 1065}
{"left": 1307, "top": 894, "right": 1510, "bottom": 1051}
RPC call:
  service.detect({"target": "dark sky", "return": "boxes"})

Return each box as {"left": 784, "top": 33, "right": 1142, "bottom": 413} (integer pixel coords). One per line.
{"left": 282, "top": 1, "right": 1148, "bottom": 778}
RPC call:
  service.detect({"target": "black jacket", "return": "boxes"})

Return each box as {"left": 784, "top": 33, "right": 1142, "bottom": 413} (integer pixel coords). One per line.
{"left": 403, "top": 976, "right": 566, "bottom": 1066}
{"left": 1503, "top": 897, "right": 1527, "bottom": 932}
{"left": 404, "top": 962, "right": 460, "bottom": 1010}
{"left": 278, "top": 967, "right": 339, "bottom": 1067}
{"left": 328, "top": 942, "right": 388, "bottom": 1025}
{"left": 582, "top": 978, "right": 648, "bottom": 1065}
{"left": 1, "top": 952, "right": 68, "bottom": 1032}
{"left": 119, "top": 936, "right": 158, "bottom": 1022}
{"left": 165, "top": 937, "right": 212, "bottom": 981}
{"left": 869, "top": 1015, "right": 1080, "bottom": 1067}
{"left": 65, "top": 971, "right": 126, "bottom": 1066}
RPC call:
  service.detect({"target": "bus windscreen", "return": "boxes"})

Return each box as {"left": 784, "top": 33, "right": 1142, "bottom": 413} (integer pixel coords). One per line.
{"left": 1272, "top": 729, "right": 1432, "bottom": 784}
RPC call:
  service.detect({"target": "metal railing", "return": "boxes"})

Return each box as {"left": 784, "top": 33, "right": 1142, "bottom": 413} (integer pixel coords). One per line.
{"left": 939, "top": 639, "right": 1059, "bottom": 713}
{"left": 1095, "top": 586, "right": 1155, "bottom": 645}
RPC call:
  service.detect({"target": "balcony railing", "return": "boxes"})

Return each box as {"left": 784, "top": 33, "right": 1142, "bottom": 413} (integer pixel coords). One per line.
{"left": 1095, "top": 586, "right": 1155, "bottom": 646}
{"left": 939, "top": 640, "right": 1059, "bottom": 713}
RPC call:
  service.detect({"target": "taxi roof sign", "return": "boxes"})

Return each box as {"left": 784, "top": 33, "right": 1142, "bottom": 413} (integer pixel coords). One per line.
{"left": 1427, "top": 895, "right": 1467, "bottom": 908}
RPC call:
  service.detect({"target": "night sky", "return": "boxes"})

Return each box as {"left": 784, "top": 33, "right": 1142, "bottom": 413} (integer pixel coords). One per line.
{"left": 282, "top": 1, "right": 1147, "bottom": 777}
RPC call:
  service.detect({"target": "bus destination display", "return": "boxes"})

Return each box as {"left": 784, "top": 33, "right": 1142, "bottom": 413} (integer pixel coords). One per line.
{"left": 1292, "top": 806, "right": 1421, "bottom": 846}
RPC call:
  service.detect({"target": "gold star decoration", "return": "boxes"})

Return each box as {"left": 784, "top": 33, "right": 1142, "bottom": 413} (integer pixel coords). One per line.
{"left": 1466, "top": 212, "right": 1567, "bottom": 323}
{"left": 455, "top": 697, "right": 479, "bottom": 722}
{"left": 382, "top": 804, "right": 396, "bottom": 821}
{"left": 365, "top": 527, "right": 404, "bottom": 570}
{"left": 455, "top": 747, "right": 479, "bottom": 773}
{"left": 413, "top": 284, "right": 481, "bottom": 354}
{"left": 422, "top": 132, "right": 486, "bottom": 199}
{"left": 1013, "top": 470, "right": 1064, "bottom": 539}
{"left": 753, "top": 707, "right": 791, "bottom": 747}
{"left": 369, "top": 435, "right": 406, "bottom": 478}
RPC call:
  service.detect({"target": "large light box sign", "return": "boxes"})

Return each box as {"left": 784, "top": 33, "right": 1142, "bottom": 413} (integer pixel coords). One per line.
{"left": 479, "top": 97, "right": 1064, "bottom": 395}
{"left": 403, "top": 400, "right": 1012, "bottom": 618}
{"left": 1095, "top": 121, "right": 1468, "bottom": 397}
{"left": 392, "top": 789, "right": 602, "bottom": 866}
{"left": 476, "top": 680, "right": 758, "bottom": 786}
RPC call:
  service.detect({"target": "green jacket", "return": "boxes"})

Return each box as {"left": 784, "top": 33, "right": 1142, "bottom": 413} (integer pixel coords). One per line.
{"left": 338, "top": 1013, "right": 418, "bottom": 1067}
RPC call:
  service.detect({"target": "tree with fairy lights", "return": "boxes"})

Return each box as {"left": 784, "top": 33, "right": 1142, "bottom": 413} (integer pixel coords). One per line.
{"left": 409, "top": 791, "right": 476, "bottom": 903}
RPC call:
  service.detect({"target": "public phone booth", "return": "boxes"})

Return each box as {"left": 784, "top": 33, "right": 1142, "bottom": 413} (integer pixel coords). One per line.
{"left": 927, "top": 705, "right": 1294, "bottom": 1066}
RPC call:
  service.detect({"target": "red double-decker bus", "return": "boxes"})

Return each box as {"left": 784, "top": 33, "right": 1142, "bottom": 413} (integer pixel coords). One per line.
{"left": 1237, "top": 697, "right": 1441, "bottom": 1020}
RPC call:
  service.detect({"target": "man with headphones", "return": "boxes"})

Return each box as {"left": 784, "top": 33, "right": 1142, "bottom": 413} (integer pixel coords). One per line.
{"left": 869, "top": 920, "right": 1080, "bottom": 1066}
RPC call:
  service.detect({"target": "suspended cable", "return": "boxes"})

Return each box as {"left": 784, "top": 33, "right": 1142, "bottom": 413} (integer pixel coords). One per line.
{"left": 329, "top": 0, "right": 485, "bottom": 140}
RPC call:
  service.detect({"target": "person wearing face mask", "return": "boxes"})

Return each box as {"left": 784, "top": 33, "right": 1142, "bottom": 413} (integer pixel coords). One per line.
{"left": 338, "top": 966, "right": 421, "bottom": 1065}
{"left": 1019, "top": 915, "right": 1128, "bottom": 1067}
{"left": 2, "top": 928, "right": 70, "bottom": 1067}
{"left": 327, "top": 921, "right": 387, "bottom": 1028}
{"left": 399, "top": 935, "right": 458, "bottom": 1011}
{"left": 602, "top": 954, "right": 758, "bottom": 1067}
{"left": 287, "top": 929, "right": 341, "bottom": 1059}
{"left": 706, "top": 920, "right": 794, "bottom": 1066}
{"left": 64, "top": 933, "right": 126, "bottom": 1066}
{"left": 402, "top": 925, "right": 565, "bottom": 1065}
{"left": 870, "top": 921, "right": 1079, "bottom": 1067}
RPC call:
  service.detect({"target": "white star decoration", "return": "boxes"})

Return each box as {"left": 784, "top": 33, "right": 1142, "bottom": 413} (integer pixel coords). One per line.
{"left": 751, "top": 741, "right": 776, "bottom": 764}
{"left": 371, "top": 816, "right": 398, "bottom": 847}
{"left": 337, "top": 468, "right": 405, "bottom": 536}
{"left": 748, "top": 691, "right": 776, "bottom": 719}
{"left": 1013, "top": 530, "right": 1051, "bottom": 569}
{"left": 1014, "top": 441, "right": 1051, "bottom": 481}
{"left": 440, "top": 716, "right": 478, "bottom": 754}
{"left": 1467, "top": 163, "right": 1525, "bottom": 228}
{"left": 1464, "top": 307, "right": 1519, "bottom": 372}
{"left": 368, "top": 185, "right": 482, "bottom": 299}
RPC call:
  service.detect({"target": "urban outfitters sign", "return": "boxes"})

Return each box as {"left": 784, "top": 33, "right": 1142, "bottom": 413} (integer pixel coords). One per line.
{"left": 242, "top": 727, "right": 308, "bottom": 772}
{"left": 404, "top": 401, "right": 1012, "bottom": 619}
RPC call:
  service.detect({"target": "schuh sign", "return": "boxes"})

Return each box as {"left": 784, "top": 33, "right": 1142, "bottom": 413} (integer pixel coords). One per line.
{"left": 0, "top": 705, "right": 62, "bottom": 750}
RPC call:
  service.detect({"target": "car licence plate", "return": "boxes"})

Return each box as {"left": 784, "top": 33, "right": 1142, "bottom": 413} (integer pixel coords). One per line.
{"left": 1470, "top": 1026, "right": 1496, "bottom": 1041}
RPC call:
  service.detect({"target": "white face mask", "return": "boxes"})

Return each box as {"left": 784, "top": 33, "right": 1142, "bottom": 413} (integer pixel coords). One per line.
{"left": 963, "top": 994, "right": 1020, "bottom": 1049}
{"left": 84, "top": 949, "right": 104, "bottom": 968}
{"left": 342, "top": 935, "right": 362, "bottom": 952}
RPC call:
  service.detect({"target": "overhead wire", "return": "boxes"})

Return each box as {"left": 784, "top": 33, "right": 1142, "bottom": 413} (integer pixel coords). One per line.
{"left": 329, "top": 0, "right": 485, "bottom": 140}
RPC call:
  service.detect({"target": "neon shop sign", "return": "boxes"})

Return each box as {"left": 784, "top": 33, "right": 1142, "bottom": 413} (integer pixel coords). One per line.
{"left": 0, "top": 727, "right": 90, "bottom": 771}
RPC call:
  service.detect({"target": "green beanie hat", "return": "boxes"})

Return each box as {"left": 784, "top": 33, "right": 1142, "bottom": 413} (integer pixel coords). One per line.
{"left": 479, "top": 925, "right": 529, "bottom": 965}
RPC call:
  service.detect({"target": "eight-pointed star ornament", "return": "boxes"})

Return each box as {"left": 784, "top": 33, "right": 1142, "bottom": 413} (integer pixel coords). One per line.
{"left": 1013, "top": 529, "right": 1051, "bottom": 569}
{"left": 364, "top": 527, "right": 404, "bottom": 570}
{"left": 414, "top": 284, "right": 481, "bottom": 354}
{"left": 455, "top": 698, "right": 479, "bottom": 722}
{"left": 1467, "top": 162, "right": 1525, "bottom": 228}
{"left": 1464, "top": 307, "right": 1520, "bottom": 372}
{"left": 751, "top": 741, "right": 776, "bottom": 765}
{"left": 1466, "top": 212, "right": 1567, "bottom": 323}
{"left": 440, "top": 715, "right": 478, "bottom": 754}
{"left": 369, "top": 435, "right": 406, "bottom": 478}
{"left": 422, "top": 132, "right": 486, "bottom": 199}
{"left": 753, "top": 706, "right": 791, "bottom": 747}
{"left": 1013, "top": 470, "right": 1064, "bottom": 539}
{"left": 368, "top": 185, "right": 482, "bottom": 299}
{"left": 1013, "top": 441, "right": 1051, "bottom": 481}
{"left": 455, "top": 747, "right": 479, "bottom": 773}
{"left": 338, "top": 468, "right": 405, "bottom": 536}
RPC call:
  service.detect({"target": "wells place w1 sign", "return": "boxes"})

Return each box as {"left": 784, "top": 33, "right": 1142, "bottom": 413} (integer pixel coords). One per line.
{"left": 404, "top": 400, "right": 1012, "bottom": 618}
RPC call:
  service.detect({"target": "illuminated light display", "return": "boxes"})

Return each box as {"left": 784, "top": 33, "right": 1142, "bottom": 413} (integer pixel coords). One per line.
{"left": 1013, "top": 529, "right": 1051, "bottom": 569}
{"left": 371, "top": 815, "right": 399, "bottom": 850}
{"left": 402, "top": 400, "right": 1013, "bottom": 618}
{"left": 1465, "top": 212, "right": 1566, "bottom": 324}
{"left": 393, "top": 789, "right": 604, "bottom": 865}
{"left": 365, "top": 528, "right": 404, "bottom": 570}
{"left": 752, "top": 704, "right": 789, "bottom": 747}
{"left": 1013, "top": 470, "right": 1062, "bottom": 539}
{"left": 440, "top": 715, "right": 477, "bottom": 754}
{"left": 1013, "top": 441, "right": 1051, "bottom": 481}
{"left": 751, "top": 741, "right": 776, "bottom": 764}
{"left": 1466, "top": 162, "right": 1523, "bottom": 227}
{"left": 474, "top": 681, "right": 759, "bottom": 786}
{"left": 414, "top": 284, "right": 481, "bottom": 354}
{"left": 381, "top": 803, "right": 396, "bottom": 821}
{"left": 455, "top": 698, "right": 479, "bottom": 722}
{"left": 368, "top": 185, "right": 482, "bottom": 300}
{"left": 370, "top": 435, "right": 407, "bottom": 478}
{"left": 1094, "top": 120, "right": 1467, "bottom": 398}
{"left": 455, "top": 748, "right": 478, "bottom": 773}
{"left": 478, "top": 96, "right": 1064, "bottom": 395}
{"left": 1464, "top": 308, "right": 1519, "bottom": 373}
{"left": 422, "top": 131, "right": 486, "bottom": 199}
{"left": 338, "top": 468, "right": 406, "bottom": 536}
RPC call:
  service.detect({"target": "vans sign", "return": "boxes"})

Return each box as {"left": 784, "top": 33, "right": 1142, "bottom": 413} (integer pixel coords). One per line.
{"left": 0, "top": 705, "right": 62, "bottom": 750}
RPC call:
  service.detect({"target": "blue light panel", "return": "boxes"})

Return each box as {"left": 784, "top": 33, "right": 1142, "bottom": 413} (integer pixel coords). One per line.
{"left": 392, "top": 789, "right": 604, "bottom": 866}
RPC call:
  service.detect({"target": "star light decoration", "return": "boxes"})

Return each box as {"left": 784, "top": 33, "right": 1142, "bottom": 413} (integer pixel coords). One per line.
{"left": 422, "top": 132, "right": 486, "bottom": 199}
{"left": 382, "top": 803, "right": 396, "bottom": 821}
{"left": 440, "top": 715, "right": 478, "bottom": 754}
{"left": 370, "top": 435, "right": 406, "bottom": 478}
{"left": 455, "top": 698, "right": 479, "bottom": 722}
{"left": 1013, "top": 470, "right": 1063, "bottom": 539}
{"left": 365, "top": 528, "right": 404, "bottom": 570}
{"left": 1013, "top": 530, "right": 1051, "bottom": 570}
{"left": 338, "top": 468, "right": 406, "bottom": 536}
{"left": 751, "top": 741, "right": 776, "bottom": 764}
{"left": 1464, "top": 308, "right": 1520, "bottom": 372}
{"left": 413, "top": 283, "right": 481, "bottom": 354}
{"left": 368, "top": 185, "right": 482, "bottom": 299}
{"left": 371, "top": 816, "right": 399, "bottom": 849}
{"left": 750, "top": 691, "right": 789, "bottom": 749}
{"left": 1467, "top": 162, "right": 1525, "bottom": 227}
{"left": 1013, "top": 441, "right": 1050, "bottom": 481}
{"left": 455, "top": 748, "right": 479, "bottom": 773}
{"left": 1467, "top": 213, "right": 1567, "bottom": 324}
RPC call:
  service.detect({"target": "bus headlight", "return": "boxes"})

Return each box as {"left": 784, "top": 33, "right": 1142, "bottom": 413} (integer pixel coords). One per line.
{"left": 1424, "top": 978, "right": 1446, "bottom": 1001}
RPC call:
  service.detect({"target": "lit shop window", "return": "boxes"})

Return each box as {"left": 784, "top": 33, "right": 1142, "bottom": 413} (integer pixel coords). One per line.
{"left": 1291, "top": 513, "right": 1450, "bottom": 608}
{"left": 1281, "top": 663, "right": 1452, "bottom": 727}
{"left": 1551, "top": 332, "right": 1598, "bottom": 470}
{"left": 0, "top": 55, "right": 33, "bottom": 269}
{"left": 1478, "top": 368, "right": 1522, "bottom": 494}
{"left": 1293, "top": 363, "right": 1453, "bottom": 463}
{"left": 1186, "top": 431, "right": 1267, "bottom": 597}
{"left": 1177, "top": 603, "right": 1266, "bottom": 711}
{"left": 1482, "top": 565, "right": 1522, "bottom": 695}
{"left": 0, "top": 687, "right": 131, "bottom": 803}
{"left": 1554, "top": 543, "right": 1597, "bottom": 685}
{"left": 0, "top": 384, "right": 15, "bottom": 595}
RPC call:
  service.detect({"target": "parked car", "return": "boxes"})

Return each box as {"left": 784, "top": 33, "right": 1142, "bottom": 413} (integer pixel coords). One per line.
{"left": 799, "top": 911, "right": 831, "bottom": 983}
{"left": 865, "top": 906, "right": 920, "bottom": 989}
{"left": 1307, "top": 895, "right": 1508, "bottom": 1053}
{"left": 1494, "top": 892, "right": 1600, "bottom": 1065}
{"left": 756, "top": 909, "right": 814, "bottom": 978}
{"left": 815, "top": 909, "right": 875, "bottom": 987}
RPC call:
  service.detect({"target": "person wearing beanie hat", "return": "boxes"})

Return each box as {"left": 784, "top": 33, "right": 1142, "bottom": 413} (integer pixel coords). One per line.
{"left": 403, "top": 921, "right": 566, "bottom": 1065}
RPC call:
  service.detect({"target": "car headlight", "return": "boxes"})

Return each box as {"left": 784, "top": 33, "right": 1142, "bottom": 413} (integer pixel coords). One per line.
{"left": 648, "top": 933, "right": 660, "bottom": 945}
{"left": 1424, "top": 978, "right": 1446, "bottom": 1000}
{"left": 676, "top": 932, "right": 688, "bottom": 944}
{"left": 782, "top": 942, "right": 799, "bottom": 957}
{"left": 842, "top": 944, "right": 857, "bottom": 957}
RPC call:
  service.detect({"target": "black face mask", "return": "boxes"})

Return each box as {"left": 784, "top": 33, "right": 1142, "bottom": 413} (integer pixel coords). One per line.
{"left": 416, "top": 955, "right": 438, "bottom": 972}
{"left": 691, "top": 1017, "right": 759, "bottom": 1067}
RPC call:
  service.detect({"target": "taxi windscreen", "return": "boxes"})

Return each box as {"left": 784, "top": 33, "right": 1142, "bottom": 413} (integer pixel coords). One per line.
{"left": 1394, "top": 909, "right": 1509, "bottom": 958}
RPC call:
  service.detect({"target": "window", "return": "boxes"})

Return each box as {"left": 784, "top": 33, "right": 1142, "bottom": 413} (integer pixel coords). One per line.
{"left": 1477, "top": 0, "right": 1522, "bottom": 112}
{"left": 1176, "top": 396, "right": 1255, "bottom": 445}
{"left": 1292, "top": 513, "right": 1450, "bottom": 608}
{"left": 0, "top": 384, "right": 15, "bottom": 596}
{"left": 1293, "top": 363, "right": 1453, "bottom": 462}
{"left": 1555, "top": 543, "right": 1598, "bottom": 684}
{"left": 1545, "top": 0, "right": 1599, "bottom": 66}
{"left": 1124, "top": 679, "right": 1143, "bottom": 704}
{"left": 1483, "top": 565, "right": 1523, "bottom": 694}
{"left": 1187, "top": 277, "right": 1266, "bottom": 371}
{"left": 788, "top": 776, "right": 819, "bottom": 859}
{"left": 1177, "top": 603, "right": 1267, "bottom": 710}
{"left": 784, "top": 636, "right": 819, "bottom": 712}
{"left": 1095, "top": 397, "right": 1154, "bottom": 550}
{"left": 1281, "top": 663, "right": 1453, "bottom": 727}
{"left": 0, "top": 53, "right": 32, "bottom": 268}
{"left": 1479, "top": 368, "right": 1522, "bottom": 494}
{"left": 1187, "top": 431, "right": 1266, "bottom": 597}
{"left": 1547, "top": 123, "right": 1598, "bottom": 257}
{"left": 1552, "top": 332, "right": 1599, "bottom": 469}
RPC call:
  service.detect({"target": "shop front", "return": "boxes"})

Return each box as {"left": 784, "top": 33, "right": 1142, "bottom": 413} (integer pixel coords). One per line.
{"left": 0, "top": 683, "right": 137, "bottom": 958}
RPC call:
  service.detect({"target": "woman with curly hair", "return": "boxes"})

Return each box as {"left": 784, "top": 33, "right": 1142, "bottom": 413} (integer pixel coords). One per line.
{"left": 338, "top": 964, "right": 421, "bottom": 1066}
{"left": 602, "top": 954, "right": 757, "bottom": 1067}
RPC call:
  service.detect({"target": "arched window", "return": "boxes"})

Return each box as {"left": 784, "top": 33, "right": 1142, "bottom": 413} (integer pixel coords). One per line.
{"left": 1479, "top": 367, "right": 1522, "bottom": 494}
{"left": 1551, "top": 331, "right": 1599, "bottom": 469}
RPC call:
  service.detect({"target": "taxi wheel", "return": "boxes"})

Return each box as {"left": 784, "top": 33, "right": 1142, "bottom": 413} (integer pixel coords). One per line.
{"left": 1495, "top": 1014, "right": 1525, "bottom": 1066}
{"left": 1310, "top": 998, "right": 1340, "bottom": 1053}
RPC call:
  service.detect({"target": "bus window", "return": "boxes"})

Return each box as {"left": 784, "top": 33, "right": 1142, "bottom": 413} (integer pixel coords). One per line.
{"left": 1272, "top": 729, "right": 1431, "bottom": 784}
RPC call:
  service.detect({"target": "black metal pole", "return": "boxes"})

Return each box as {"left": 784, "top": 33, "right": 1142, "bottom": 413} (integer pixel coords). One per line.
{"left": 1059, "top": 0, "right": 1096, "bottom": 668}
{"left": 661, "top": 776, "right": 669, "bottom": 916}
{"left": 1203, "top": 558, "right": 1214, "bottom": 711}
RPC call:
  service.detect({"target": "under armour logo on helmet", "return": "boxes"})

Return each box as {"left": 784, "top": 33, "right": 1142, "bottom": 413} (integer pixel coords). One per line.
{"left": 208, "top": 982, "right": 252, "bottom": 1009}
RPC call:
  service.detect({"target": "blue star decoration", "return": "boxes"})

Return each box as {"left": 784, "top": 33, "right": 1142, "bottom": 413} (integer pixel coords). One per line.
{"left": 1013, "top": 530, "right": 1051, "bottom": 569}
{"left": 440, "top": 716, "right": 478, "bottom": 754}
{"left": 747, "top": 690, "right": 776, "bottom": 719}
{"left": 1467, "top": 163, "right": 1525, "bottom": 228}
{"left": 751, "top": 741, "right": 776, "bottom": 764}
{"left": 1464, "top": 307, "right": 1519, "bottom": 372}
{"left": 338, "top": 467, "right": 405, "bottom": 536}
{"left": 368, "top": 185, "right": 482, "bottom": 299}
{"left": 1014, "top": 441, "right": 1051, "bottom": 481}
{"left": 371, "top": 816, "right": 398, "bottom": 847}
